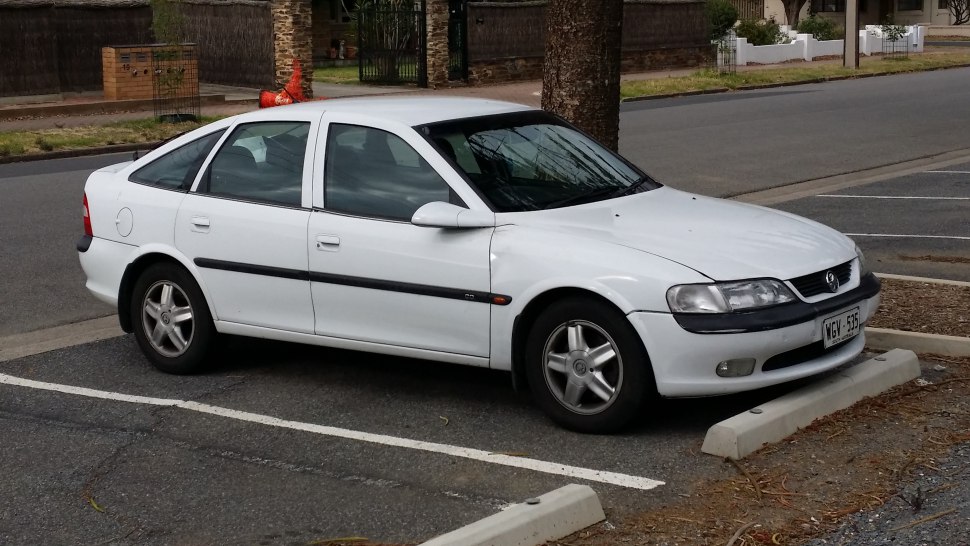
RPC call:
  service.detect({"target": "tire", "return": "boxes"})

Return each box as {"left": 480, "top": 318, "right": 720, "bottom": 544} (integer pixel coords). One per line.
{"left": 130, "top": 262, "right": 215, "bottom": 374}
{"left": 525, "top": 297, "right": 655, "bottom": 433}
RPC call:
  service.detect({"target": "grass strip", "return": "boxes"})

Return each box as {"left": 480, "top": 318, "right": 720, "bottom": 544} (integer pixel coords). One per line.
{"left": 620, "top": 52, "right": 970, "bottom": 99}
{"left": 0, "top": 116, "right": 222, "bottom": 157}
{"left": 312, "top": 65, "right": 361, "bottom": 84}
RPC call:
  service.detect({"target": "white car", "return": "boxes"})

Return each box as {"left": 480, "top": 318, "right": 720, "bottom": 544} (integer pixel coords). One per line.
{"left": 78, "top": 97, "right": 880, "bottom": 432}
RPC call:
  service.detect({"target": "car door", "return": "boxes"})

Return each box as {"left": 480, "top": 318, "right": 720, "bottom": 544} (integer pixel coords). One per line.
{"left": 307, "top": 116, "right": 494, "bottom": 360}
{"left": 175, "top": 115, "right": 320, "bottom": 333}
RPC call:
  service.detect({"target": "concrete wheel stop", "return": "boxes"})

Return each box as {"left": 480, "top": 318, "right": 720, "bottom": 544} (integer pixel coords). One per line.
{"left": 702, "top": 348, "right": 921, "bottom": 460}
{"left": 419, "top": 484, "right": 605, "bottom": 546}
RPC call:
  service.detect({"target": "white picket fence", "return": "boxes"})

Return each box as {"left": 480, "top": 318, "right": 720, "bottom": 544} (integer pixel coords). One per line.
{"left": 731, "top": 25, "right": 926, "bottom": 66}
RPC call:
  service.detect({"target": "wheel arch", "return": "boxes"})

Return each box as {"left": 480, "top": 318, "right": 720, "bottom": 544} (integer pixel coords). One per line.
{"left": 118, "top": 250, "right": 209, "bottom": 332}
{"left": 510, "top": 287, "right": 644, "bottom": 392}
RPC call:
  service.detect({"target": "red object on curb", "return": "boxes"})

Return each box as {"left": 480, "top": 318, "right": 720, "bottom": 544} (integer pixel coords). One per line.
{"left": 258, "top": 59, "right": 326, "bottom": 108}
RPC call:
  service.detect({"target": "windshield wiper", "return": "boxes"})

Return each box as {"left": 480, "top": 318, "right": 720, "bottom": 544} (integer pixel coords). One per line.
{"left": 607, "top": 176, "right": 653, "bottom": 199}
{"left": 542, "top": 186, "right": 622, "bottom": 210}
{"left": 542, "top": 177, "right": 653, "bottom": 210}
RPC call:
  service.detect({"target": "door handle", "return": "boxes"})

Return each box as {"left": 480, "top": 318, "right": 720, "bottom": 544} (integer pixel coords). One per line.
{"left": 316, "top": 234, "right": 340, "bottom": 251}
{"left": 190, "top": 216, "right": 210, "bottom": 233}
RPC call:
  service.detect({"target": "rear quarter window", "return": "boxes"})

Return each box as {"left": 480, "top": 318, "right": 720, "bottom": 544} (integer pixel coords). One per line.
{"left": 130, "top": 129, "right": 226, "bottom": 190}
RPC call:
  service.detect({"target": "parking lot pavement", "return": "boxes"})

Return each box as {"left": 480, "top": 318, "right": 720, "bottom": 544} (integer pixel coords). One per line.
{"left": 0, "top": 334, "right": 868, "bottom": 544}
{"left": 770, "top": 162, "right": 970, "bottom": 282}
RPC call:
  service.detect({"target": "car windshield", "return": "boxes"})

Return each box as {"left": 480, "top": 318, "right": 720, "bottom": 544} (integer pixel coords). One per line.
{"left": 418, "top": 111, "right": 660, "bottom": 212}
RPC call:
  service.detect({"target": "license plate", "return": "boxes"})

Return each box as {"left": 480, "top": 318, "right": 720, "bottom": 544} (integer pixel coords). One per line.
{"left": 822, "top": 307, "right": 861, "bottom": 349}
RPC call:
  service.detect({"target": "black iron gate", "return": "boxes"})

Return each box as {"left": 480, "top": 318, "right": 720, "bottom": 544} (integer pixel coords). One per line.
{"left": 357, "top": 0, "right": 427, "bottom": 87}
{"left": 448, "top": 0, "right": 468, "bottom": 81}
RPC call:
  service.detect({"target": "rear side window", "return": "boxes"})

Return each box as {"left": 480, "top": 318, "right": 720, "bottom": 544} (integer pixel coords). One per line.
{"left": 130, "top": 130, "right": 225, "bottom": 190}
{"left": 200, "top": 121, "right": 310, "bottom": 207}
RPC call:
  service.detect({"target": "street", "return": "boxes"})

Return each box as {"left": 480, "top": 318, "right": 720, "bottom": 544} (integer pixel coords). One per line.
{"left": 1, "top": 68, "right": 969, "bottom": 544}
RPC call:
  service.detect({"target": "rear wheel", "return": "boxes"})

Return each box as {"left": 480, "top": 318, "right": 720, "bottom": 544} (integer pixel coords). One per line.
{"left": 130, "top": 262, "right": 215, "bottom": 374}
{"left": 525, "top": 298, "right": 654, "bottom": 433}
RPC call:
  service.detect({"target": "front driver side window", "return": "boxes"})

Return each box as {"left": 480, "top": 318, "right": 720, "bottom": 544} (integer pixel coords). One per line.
{"left": 324, "top": 124, "right": 459, "bottom": 220}
{"left": 201, "top": 121, "right": 310, "bottom": 207}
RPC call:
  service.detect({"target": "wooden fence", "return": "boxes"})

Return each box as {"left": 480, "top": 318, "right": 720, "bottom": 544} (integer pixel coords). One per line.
{"left": 0, "top": 0, "right": 273, "bottom": 98}
{"left": 467, "top": 0, "right": 711, "bottom": 62}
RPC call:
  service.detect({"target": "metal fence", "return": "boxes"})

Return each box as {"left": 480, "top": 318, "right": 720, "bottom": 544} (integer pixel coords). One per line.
{"left": 358, "top": 1, "right": 428, "bottom": 86}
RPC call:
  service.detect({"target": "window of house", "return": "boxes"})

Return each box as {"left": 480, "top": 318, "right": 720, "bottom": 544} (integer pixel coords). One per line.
{"left": 324, "top": 124, "right": 457, "bottom": 221}
{"left": 201, "top": 122, "right": 310, "bottom": 207}
{"left": 811, "top": 0, "right": 845, "bottom": 12}
{"left": 329, "top": 0, "right": 353, "bottom": 23}
{"left": 129, "top": 130, "right": 225, "bottom": 190}
{"left": 937, "top": 0, "right": 947, "bottom": 8}
{"left": 898, "top": 0, "right": 923, "bottom": 9}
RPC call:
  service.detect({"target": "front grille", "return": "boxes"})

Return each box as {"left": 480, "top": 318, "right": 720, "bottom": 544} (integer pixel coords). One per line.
{"left": 788, "top": 261, "right": 852, "bottom": 298}
{"left": 762, "top": 338, "right": 853, "bottom": 372}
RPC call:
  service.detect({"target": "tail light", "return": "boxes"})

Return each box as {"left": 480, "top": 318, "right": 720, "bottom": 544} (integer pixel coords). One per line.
{"left": 83, "top": 193, "right": 93, "bottom": 236}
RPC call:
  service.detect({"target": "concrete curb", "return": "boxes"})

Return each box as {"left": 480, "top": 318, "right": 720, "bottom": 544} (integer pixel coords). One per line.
{"left": 876, "top": 272, "right": 970, "bottom": 288}
{"left": 701, "top": 348, "right": 921, "bottom": 460}
{"left": 419, "top": 484, "right": 605, "bottom": 546}
{"left": 0, "top": 94, "right": 248, "bottom": 122}
{"left": 866, "top": 327, "right": 970, "bottom": 358}
{"left": 0, "top": 142, "right": 162, "bottom": 165}
{"left": 0, "top": 315, "right": 124, "bottom": 362}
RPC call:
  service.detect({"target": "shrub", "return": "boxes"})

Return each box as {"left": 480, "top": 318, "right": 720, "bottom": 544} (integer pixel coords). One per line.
{"left": 706, "top": 0, "right": 739, "bottom": 41}
{"left": 796, "top": 15, "right": 844, "bottom": 41}
{"left": 735, "top": 17, "right": 786, "bottom": 46}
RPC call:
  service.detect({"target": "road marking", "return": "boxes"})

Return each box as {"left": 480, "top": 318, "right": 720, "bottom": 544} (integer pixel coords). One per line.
{"left": 846, "top": 233, "right": 970, "bottom": 241}
{"left": 925, "top": 170, "right": 970, "bottom": 174}
{"left": 0, "top": 372, "right": 664, "bottom": 491}
{"left": 816, "top": 195, "right": 970, "bottom": 200}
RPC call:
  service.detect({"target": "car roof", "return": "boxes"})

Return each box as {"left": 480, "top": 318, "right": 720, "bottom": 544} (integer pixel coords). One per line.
{"left": 236, "top": 96, "right": 537, "bottom": 126}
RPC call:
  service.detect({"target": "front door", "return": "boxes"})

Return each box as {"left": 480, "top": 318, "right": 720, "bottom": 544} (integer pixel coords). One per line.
{"left": 308, "top": 119, "right": 493, "bottom": 358}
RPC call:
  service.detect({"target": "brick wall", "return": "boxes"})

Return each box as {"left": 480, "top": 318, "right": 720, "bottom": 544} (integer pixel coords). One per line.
{"left": 102, "top": 45, "right": 198, "bottom": 101}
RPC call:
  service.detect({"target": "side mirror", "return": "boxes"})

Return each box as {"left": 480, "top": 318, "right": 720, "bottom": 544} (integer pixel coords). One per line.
{"left": 411, "top": 202, "right": 495, "bottom": 229}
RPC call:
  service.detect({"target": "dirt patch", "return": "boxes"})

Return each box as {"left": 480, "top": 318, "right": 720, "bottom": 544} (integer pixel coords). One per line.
{"left": 868, "top": 278, "right": 970, "bottom": 338}
{"left": 555, "top": 357, "right": 970, "bottom": 546}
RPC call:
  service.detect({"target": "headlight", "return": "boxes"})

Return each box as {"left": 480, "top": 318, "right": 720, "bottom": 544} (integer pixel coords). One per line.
{"left": 667, "top": 279, "right": 796, "bottom": 314}
{"left": 855, "top": 245, "right": 870, "bottom": 277}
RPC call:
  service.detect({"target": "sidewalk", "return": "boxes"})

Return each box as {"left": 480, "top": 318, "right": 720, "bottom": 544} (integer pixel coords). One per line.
{"left": 0, "top": 64, "right": 730, "bottom": 133}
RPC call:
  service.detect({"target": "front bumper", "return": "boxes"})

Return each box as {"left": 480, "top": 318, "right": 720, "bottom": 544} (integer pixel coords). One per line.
{"left": 630, "top": 279, "right": 881, "bottom": 397}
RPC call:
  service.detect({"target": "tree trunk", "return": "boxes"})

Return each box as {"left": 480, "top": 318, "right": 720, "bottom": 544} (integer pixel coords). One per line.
{"left": 541, "top": 0, "right": 623, "bottom": 151}
{"left": 784, "top": 0, "right": 806, "bottom": 28}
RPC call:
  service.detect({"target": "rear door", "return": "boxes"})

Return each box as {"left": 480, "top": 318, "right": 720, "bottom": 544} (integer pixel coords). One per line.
{"left": 175, "top": 114, "right": 320, "bottom": 333}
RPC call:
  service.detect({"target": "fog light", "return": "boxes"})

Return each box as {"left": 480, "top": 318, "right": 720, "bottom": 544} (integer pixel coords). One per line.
{"left": 716, "top": 358, "right": 756, "bottom": 377}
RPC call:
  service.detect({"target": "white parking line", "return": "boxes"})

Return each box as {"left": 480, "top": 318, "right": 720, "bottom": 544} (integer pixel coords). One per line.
{"left": 846, "top": 233, "right": 970, "bottom": 241}
{"left": 816, "top": 195, "right": 970, "bottom": 200}
{"left": 925, "top": 170, "right": 970, "bottom": 174}
{"left": 0, "top": 372, "right": 665, "bottom": 491}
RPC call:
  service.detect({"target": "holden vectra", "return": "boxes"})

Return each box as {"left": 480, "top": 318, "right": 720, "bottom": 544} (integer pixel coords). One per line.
{"left": 78, "top": 97, "right": 880, "bottom": 432}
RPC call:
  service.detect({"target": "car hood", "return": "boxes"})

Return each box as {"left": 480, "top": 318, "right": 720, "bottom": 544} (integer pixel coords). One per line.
{"left": 506, "top": 187, "right": 856, "bottom": 281}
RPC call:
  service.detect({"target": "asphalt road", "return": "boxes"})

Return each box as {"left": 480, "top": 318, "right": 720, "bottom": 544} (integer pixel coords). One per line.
{"left": 771, "top": 160, "right": 970, "bottom": 281}
{"left": 619, "top": 67, "right": 970, "bottom": 197}
{"left": 2, "top": 68, "right": 970, "bottom": 543}
{"left": 1, "top": 335, "right": 842, "bottom": 544}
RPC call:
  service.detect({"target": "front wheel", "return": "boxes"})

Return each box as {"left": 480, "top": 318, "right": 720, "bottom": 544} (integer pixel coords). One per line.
{"left": 525, "top": 298, "right": 654, "bottom": 433}
{"left": 130, "top": 262, "right": 215, "bottom": 374}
